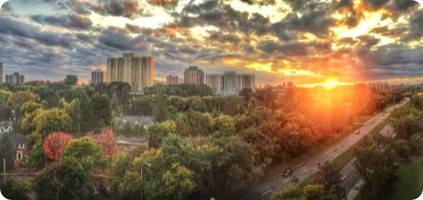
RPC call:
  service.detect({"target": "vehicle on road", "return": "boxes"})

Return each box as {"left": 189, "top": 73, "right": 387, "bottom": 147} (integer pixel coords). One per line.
{"left": 290, "top": 176, "right": 299, "bottom": 183}
{"left": 282, "top": 168, "right": 293, "bottom": 178}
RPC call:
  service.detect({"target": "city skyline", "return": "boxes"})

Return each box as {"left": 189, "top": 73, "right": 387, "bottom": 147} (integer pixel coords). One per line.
{"left": 1, "top": 0, "right": 423, "bottom": 86}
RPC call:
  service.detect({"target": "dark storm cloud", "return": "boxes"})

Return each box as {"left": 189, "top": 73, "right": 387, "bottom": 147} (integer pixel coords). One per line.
{"left": 0, "top": 16, "right": 75, "bottom": 48}
{"left": 407, "top": 10, "right": 423, "bottom": 39}
{"left": 363, "top": 0, "right": 390, "bottom": 10}
{"left": 208, "top": 32, "right": 241, "bottom": 44}
{"left": 257, "top": 40, "right": 331, "bottom": 56}
{"left": 41, "top": 0, "right": 146, "bottom": 18}
{"left": 31, "top": 14, "right": 93, "bottom": 30}
{"left": 359, "top": 44, "right": 423, "bottom": 79}
{"left": 173, "top": 0, "right": 272, "bottom": 36}
{"left": 93, "top": 0, "right": 143, "bottom": 18}
{"left": 98, "top": 28, "right": 147, "bottom": 50}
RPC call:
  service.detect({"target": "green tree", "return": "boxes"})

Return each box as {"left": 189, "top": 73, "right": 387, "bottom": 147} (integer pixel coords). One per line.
{"left": 161, "top": 162, "right": 196, "bottom": 200}
{"left": 394, "top": 139, "right": 411, "bottom": 161}
{"left": 33, "top": 108, "right": 71, "bottom": 138}
{"left": 33, "top": 157, "right": 94, "bottom": 200}
{"left": 28, "top": 139, "right": 47, "bottom": 169}
{"left": 316, "top": 162, "right": 346, "bottom": 200}
{"left": 354, "top": 138, "right": 399, "bottom": 200}
{"left": 0, "top": 179, "right": 31, "bottom": 200}
{"left": 0, "top": 134, "right": 15, "bottom": 171}
{"left": 272, "top": 184, "right": 330, "bottom": 200}
{"left": 148, "top": 121, "right": 176, "bottom": 148}
{"left": 91, "top": 94, "right": 112, "bottom": 130}
{"left": 62, "top": 137, "right": 108, "bottom": 170}
{"left": 64, "top": 75, "right": 78, "bottom": 85}
{"left": 152, "top": 88, "right": 168, "bottom": 122}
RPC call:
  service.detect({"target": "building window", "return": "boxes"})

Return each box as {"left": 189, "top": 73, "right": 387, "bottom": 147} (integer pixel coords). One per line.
{"left": 18, "top": 144, "right": 25, "bottom": 149}
{"left": 17, "top": 151, "right": 23, "bottom": 160}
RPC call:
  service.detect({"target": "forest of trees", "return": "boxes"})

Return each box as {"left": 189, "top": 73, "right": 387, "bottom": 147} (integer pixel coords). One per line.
{"left": 0, "top": 81, "right": 404, "bottom": 200}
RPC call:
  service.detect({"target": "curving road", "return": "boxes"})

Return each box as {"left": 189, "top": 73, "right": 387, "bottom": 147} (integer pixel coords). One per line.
{"left": 240, "top": 99, "right": 408, "bottom": 200}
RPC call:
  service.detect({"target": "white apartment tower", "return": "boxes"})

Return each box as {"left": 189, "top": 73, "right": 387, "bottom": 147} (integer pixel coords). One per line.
{"left": 107, "top": 53, "right": 154, "bottom": 93}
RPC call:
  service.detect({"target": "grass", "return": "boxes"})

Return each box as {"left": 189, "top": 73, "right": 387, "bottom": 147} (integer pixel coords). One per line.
{"left": 390, "top": 155, "right": 423, "bottom": 200}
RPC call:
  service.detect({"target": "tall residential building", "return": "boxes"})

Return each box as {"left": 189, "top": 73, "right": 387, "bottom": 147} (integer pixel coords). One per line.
{"left": 107, "top": 53, "right": 154, "bottom": 93}
{"left": 91, "top": 69, "right": 104, "bottom": 85}
{"left": 184, "top": 66, "right": 204, "bottom": 85}
{"left": 205, "top": 74, "right": 223, "bottom": 95}
{"left": 166, "top": 75, "right": 179, "bottom": 85}
{"left": 205, "top": 71, "right": 255, "bottom": 96}
{"left": 0, "top": 63, "right": 3, "bottom": 84}
{"left": 5, "top": 73, "right": 24, "bottom": 85}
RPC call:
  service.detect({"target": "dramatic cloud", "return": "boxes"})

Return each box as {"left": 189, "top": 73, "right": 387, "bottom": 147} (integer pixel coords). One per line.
{"left": 31, "top": 14, "right": 93, "bottom": 30}
{"left": 0, "top": 0, "right": 423, "bottom": 84}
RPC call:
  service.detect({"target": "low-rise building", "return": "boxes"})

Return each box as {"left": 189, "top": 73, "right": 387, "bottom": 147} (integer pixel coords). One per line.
{"left": 2, "top": 132, "right": 29, "bottom": 166}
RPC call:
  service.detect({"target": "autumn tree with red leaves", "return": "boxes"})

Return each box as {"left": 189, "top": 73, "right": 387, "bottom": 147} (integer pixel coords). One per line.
{"left": 89, "top": 128, "right": 119, "bottom": 160}
{"left": 43, "top": 132, "right": 73, "bottom": 161}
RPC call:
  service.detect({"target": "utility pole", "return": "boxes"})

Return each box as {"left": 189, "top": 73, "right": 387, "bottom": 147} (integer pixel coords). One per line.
{"left": 140, "top": 162, "right": 152, "bottom": 200}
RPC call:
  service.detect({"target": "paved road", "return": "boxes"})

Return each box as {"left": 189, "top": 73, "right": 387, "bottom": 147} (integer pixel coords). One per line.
{"left": 240, "top": 100, "right": 408, "bottom": 200}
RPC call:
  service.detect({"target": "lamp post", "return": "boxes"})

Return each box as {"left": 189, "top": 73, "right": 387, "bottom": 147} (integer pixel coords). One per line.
{"left": 140, "top": 162, "right": 151, "bottom": 200}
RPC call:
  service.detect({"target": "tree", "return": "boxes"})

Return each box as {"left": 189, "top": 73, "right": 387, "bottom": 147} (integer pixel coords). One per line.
{"left": 272, "top": 184, "right": 331, "bottom": 200}
{"left": 161, "top": 162, "right": 196, "bottom": 200}
{"left": 147, "top": 121, "right": 176, "bottom": 148}
{"left": 62, "top": 137, "right": 108, "bottom": 170}
{"left": 33, "top": 157, "right": 95, "bottom": 200}
{"left": 354, "top": 138, "right": 399, "bottom": 200}
{"left": 28, "top": 139, "right": 47, "bottom": 169}
{"left": 394, "top": 139, "right": 411, "bottom": 161}
{"left": 33, "top": 108, "right": 71, "bottom": 138}
{"left": 409, "top": 134, "right": 423, "bottom": 151}
{"left": 0, "top": 134, "right": 15, "bottom": 171}
{"left": 91, "top": 94, "right": 112, "bottom": 130}
{"left": 43, "top": 132, "right": 73, "bottom": 161}
{"left": 316, "top": 162, "right": 346, "bottom": 200}
{"left": 0, "top": 179, "right": 31, "bottom": 200}
{"left": 88, "top": 128, "right": 119, "bottom": 160}
{"left": 152, "top": 88, "right": 167, "bottom": 122}
{"left": 64, "top": 75, "right": 78, "bottom": 85}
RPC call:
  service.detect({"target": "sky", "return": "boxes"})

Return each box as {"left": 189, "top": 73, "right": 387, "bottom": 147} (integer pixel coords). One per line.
{"left": 0, "top": 0, "right": 423, "bottom": 85}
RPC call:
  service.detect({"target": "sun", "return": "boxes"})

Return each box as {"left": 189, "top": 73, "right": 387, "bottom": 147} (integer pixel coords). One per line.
{"left": 322, "top": 77, "right": 341, "bottom": 89}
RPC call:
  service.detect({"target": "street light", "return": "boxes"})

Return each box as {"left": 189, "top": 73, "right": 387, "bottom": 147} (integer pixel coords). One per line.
{"left": 140, "top": 162, "right": 152, "bottom": 200}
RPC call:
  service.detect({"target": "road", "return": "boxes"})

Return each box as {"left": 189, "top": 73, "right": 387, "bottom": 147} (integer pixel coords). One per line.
{"left": 240, "top": 99, "right": 408, "bottom": 200}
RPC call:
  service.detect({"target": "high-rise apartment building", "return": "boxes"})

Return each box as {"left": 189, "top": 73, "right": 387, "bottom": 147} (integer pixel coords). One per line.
{"left": 107, "top": 53, "right": 154, "bottom": 93}
{"left": 166, "top": 75, "right": 179, "bottom": 85}
{"left": 91, "top": 69, "right": 104, "bottom": 85}
{"left": 205, "top": 74, "right": 223, "bottom": 95}
{"left": 0, "top": 63, "right": 3, "bottom": 84}
{"left": 184, "top": 66, "right": 204, "bottom": 85}
{"left": 205, "top": 71, "right": 255, "bottom": 96}
{"left": 5, "top": 72, "right": 25, "bottom": 85}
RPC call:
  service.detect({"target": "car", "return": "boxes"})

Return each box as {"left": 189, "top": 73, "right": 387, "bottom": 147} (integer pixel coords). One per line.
{"left": 282, "top": 168, "right": 293, "bottom": 177}
{"left": 290, "top": 176, "right": 299, "bottom": 183}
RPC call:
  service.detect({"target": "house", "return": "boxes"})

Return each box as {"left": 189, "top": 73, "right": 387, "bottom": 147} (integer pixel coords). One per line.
{"left": 114, "top": 116, "right": 154, "bottom": 129}
{"left": 0, "top": 121, "right": 13, "bottom": 134}
{"left": 2, "top": 133, "right": 29, "bottom": 166}
{"left": 116, "top": 136, "right": 149, "bottom": 153}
